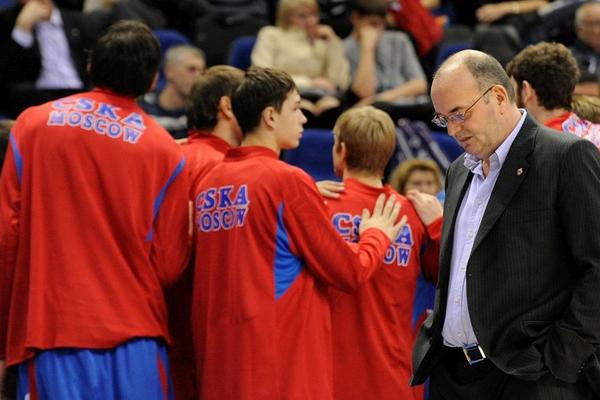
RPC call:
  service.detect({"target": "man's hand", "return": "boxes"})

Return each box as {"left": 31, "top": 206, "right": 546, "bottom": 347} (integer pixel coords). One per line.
{"left": 317, "top": 180, "right": 344, "bottom": 199}
{"left": 357, "top": 25, "right": 382, "bottom": 49}
{"left": 476, "top": 3, "right": 511, "bottom": 23}
{"left": 310, "top": 77, "right": 337, "bottom": 95}
{"left": 359, "top": 194, "right": 407, "bottom": 241}
{"left": 308, "top": 24, "right": 336, "bottom": 40}
{"left": 406, "top": 190, "right": 443, "bottom": 225}
{"left": 15, "top": 0, "right": 52, "bottom": 32}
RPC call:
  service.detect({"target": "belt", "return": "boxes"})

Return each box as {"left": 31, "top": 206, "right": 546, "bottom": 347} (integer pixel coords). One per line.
{"left": 462, "top": 344, "right": 487, "bottom": 365}
{"left": 443, "top": 344, "right": 488, "bottom": 366}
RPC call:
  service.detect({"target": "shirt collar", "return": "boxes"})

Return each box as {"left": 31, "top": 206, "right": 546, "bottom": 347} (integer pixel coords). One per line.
{"left": 464, "top": 109, "right": 527, "bottom": 176}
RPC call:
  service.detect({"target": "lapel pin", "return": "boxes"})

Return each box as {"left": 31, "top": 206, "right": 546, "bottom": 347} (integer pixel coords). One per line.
{"left": 516, "top": 168, "right": 523, "bottom": 176}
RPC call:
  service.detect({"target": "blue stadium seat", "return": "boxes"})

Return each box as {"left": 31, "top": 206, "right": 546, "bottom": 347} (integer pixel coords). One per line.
{"left": 283, "top": 128, "right": 338, "bottom": 182}
{"left": 152, "top": 29, "right": 191, "bottom": 91}
{"left": 227, "top": 36, "right": 257, "bottom": 70}
{"left": 430, "top": 130, "right": 463, "bottom": 162}
{"left": 0, "top": 0, "right": 15, "bottom": 10}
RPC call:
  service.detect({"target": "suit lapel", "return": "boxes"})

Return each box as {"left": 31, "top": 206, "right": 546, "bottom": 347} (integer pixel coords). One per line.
{"left": 471, "top": 116, "right": 537, "bottom": 253}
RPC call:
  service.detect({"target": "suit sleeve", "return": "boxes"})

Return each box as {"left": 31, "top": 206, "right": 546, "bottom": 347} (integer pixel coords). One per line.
{"left": 280, "top": 170, "right": 391, "bottom": 293}
{"left": 149, "top": 155, "right": 191, "bottom": 287}
{"left": 0, "top": 133, "right": 21, "bottom": 360}
{"left": 545, "top": 139, "right": 600, "bottom": 383}
{"left": 420, "top": 217, "right": 442, "bottom": 284}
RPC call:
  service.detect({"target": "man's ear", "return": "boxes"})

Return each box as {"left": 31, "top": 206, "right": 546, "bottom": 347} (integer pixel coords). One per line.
{"left": 262, "top": 106, "right": 277, "bottom": 130}
{"left": 521, "top": 80, "right": 535, "bottom": 104}
{"left": 219, "top": 96, "right": 235, "bottom": 119}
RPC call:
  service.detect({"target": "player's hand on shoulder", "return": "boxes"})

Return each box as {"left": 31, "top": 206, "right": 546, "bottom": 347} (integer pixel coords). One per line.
{"left": 316, "top": 180, "right": 344, "bottom": 199}
{"left": 406, "top": 190, "right": 443, "bottom": 226}
{"left": 359, "top": 193, "right": 407, "bottom": 241}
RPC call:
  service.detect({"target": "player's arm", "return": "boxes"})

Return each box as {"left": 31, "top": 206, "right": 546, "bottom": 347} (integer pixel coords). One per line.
{"left": 281, "top": 171, "right": 404, "bottom": 292}
{"left": 149, "top": 155, "right": 191, "bottom": 287}
{"left": 406, "top": 190, "right": 442, "bottom": 282}
{"left": 0, "top": 131, "right": 21, "bottom": 369}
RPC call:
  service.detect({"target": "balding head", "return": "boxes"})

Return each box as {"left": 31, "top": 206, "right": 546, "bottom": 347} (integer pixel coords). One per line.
{"left": 434, "top": 50, "right": 515, "bottom": 103}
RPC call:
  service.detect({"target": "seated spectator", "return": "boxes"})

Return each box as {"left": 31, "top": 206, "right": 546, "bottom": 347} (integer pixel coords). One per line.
{"left": 0, "top": 0, "right": 109, "bottom": 118}
{"left": 139, "top": 44, "right": 206, "bottom": 139}
{"left": 387, "top": 0, "right": 444, "bottom": 78}
{"left": 251, "top": 0, "right": 350, "bottom": 127}
{"left": 572, "top": 94, "right": 600, "bottom": 124}
{"left": 389, "top": 158, "right": 443, "bottom": 197}
{"left": 345, "top": 0, "right": 430, "bottom": 120}
{"left": 571, "top": 1, "right": 600, "bottom": 96}
{"left": 507, "top": 41, "right": 600, "bottom": 148}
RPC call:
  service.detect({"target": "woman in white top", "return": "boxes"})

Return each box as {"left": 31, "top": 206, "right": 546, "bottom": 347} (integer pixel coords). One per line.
{"left": 251, "top": 0, "right": 350, "bottom": 122}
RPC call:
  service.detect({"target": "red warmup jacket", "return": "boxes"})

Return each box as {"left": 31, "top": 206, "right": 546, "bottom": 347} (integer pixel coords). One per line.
{"left": 0, "top": 89, "right": 190, "bottom": 366}
{"left": 191, "top": 146, "right": 392, "bottom": 400}
{"left": 326, "top": 179, "right": 441, "bottom": 400}
{"left": 166, "top": 131, "right": 232, "bottom": 400}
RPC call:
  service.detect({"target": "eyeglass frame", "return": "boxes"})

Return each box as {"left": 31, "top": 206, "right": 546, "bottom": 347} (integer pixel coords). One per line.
{"left": 431, "top": 85, "right": 495, "bottom": 128}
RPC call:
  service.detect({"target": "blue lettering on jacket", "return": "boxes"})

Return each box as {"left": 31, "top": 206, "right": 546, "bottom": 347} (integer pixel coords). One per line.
{"left": 331, "top": 212, "right": 413, "bottom": 267}
{"left": 46, "top": 97, "right": 146, "bottom": 144}
{"left": 196, "top": 184, "right": 250, "bottom": 232}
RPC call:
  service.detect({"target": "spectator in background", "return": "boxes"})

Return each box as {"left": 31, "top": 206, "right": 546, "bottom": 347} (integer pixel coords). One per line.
{"left": 345, "top": 0, "right": 432, "bottom": 122}
{"left": 252, "top": 0, "right": 350, "bottom": 127}
{"left": 571, "top": 1, "right": 600, "bottom": 96}
{"left": 139, "top": 44, "right": 206, "bottom": 139}
{"left": 387, "top": 0, "right": 444, "bottom": 79}
{"left": 0, "top": 0, "right": 110, "bottom": 118}
{"left": 572, "top": 94, "right": 600, "bottom": 123}
{"left": 0, "top": 20, "right": 190, "bottom": 398}
{"left": 389, "top": 158, "right": 443, "bottom": 197}
{"left": 506, "top": 41, "right": 600, "bottom": 149}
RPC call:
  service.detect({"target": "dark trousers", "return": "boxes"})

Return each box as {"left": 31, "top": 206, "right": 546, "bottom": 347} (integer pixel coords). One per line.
{"left": 429, "top": 347, "right": 596, "bottom": 400}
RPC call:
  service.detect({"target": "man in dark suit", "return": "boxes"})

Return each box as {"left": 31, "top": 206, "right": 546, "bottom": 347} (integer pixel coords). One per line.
{"left": 411, "top": 49, "right": 600, "bottom": 399}
{"left": 0, "top": 0, "right": 110, "bottom": 117}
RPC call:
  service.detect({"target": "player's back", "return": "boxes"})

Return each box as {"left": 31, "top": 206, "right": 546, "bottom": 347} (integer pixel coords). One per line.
{"left": 191, "top": 146, "right": 389, "bottom": 400}
{"left": 327, "top": 178, "right": 435, "bottom": 400}
{"left": 2, "top": 90, "right": 189, "bottom": 366}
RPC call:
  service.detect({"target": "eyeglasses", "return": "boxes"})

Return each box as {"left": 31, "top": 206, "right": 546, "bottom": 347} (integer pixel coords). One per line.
{"left": 431, "top": 86, "right": 494, "bottom": 128}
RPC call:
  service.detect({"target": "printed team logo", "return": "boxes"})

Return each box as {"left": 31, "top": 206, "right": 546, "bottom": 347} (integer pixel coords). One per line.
{"left": 46, "top": 97, "right": 146, "bottom": 144}
{"left": 195, "top": 185, "right": 250, "bottom": 232}
{"left": 332, "top": 212, "right": 413, "bottom": 267}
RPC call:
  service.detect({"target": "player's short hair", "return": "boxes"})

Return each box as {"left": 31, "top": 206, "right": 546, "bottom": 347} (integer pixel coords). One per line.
{"left": 187, "top": 65, "right": 245, "bottom": 131}
{"left": 232, "top": 67, "right": 297, "bottom": 135}
{"left": 333, "top": 106, "right": 396, "bottom": 175}
{"left": 506, "top": 42, "right": 580, "bottom": 110}
{"left": 89, "top": 20, "right": 161, "bottom": 98}
{"left": 389, "top": 158, "right": 442, "bottom": 195}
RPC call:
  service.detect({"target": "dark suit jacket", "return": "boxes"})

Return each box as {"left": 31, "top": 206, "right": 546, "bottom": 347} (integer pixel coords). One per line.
{"left": 412, "top": 115, "right": 600, "bottom": 390}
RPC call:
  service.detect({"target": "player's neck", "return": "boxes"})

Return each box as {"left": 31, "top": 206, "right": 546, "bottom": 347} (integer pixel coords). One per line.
{"left": 212, "top": 121, "right": 241, "bottom": 147}
{"left": 343, "top": 169, "right": 383, "bottom": 188}
{"left": 241, "top": 130, "right": 280, "bottom": 155}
